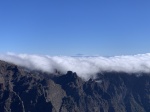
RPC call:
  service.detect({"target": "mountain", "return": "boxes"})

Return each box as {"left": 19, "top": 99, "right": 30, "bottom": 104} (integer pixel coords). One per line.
{"left": 0, "top": 60, "right": 150, "bottom": 112}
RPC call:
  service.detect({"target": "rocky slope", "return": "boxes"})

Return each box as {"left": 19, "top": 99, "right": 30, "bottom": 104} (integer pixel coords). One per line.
{"left": 0, "top": 60, "right": 150, "bottom": 112}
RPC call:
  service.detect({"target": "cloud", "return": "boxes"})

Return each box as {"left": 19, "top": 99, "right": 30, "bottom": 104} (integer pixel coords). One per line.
{"left": 0, "top": 53, "right": 150, "bottom": 80}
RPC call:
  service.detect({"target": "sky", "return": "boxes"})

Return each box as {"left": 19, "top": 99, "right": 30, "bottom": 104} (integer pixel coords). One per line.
{"left": 0, "top": 0, "right": 150, "bottom": 56}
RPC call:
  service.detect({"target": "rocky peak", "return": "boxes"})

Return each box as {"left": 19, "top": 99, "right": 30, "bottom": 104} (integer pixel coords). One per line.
{"left": 0, "top": 60, "right": 150, "bottom": 112}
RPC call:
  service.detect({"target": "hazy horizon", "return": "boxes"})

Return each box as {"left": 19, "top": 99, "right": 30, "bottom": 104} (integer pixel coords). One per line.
{"left": 1, "top": 52, "right": 150, "bottom": 80}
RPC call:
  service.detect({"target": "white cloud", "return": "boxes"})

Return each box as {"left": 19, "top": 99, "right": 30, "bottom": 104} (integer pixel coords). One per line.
{"left": 0, "top": 53, "right": 150, "bottom": 80}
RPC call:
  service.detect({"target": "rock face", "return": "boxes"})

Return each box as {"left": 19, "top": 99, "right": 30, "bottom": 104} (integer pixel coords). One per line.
{"left": 0, "top": 60, "right": 150, "bottom": 112}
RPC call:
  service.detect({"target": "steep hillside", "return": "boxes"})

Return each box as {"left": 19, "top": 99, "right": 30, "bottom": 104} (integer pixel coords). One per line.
{"left": 0, "top": 60, "right": 150, "bottom": 112}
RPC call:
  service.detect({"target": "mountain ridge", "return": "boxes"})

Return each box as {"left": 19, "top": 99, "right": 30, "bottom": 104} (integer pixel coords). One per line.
{"left": 0, "top": 60, "right": 150, "bottom": 112}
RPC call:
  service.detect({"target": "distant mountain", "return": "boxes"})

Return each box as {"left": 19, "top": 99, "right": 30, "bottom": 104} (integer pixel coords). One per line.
{"left": 0, "top": 60, "right": 150, "bottom": 112}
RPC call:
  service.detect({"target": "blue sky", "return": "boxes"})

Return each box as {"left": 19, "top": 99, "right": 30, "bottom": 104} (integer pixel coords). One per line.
{"left": 0, "top": 0, "right": 150, "bottom": 56}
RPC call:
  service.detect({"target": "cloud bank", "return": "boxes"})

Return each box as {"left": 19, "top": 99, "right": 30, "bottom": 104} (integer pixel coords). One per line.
{"left": 0, "top": 53, "right": 150, "bottom": 79}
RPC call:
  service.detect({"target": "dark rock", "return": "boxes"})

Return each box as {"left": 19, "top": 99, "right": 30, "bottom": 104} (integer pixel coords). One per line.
{"left": 0, "top": 60, "right": 150, "bottom": 112}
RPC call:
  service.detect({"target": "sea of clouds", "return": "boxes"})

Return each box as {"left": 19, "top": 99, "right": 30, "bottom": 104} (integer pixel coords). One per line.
{"left": 0, "top": 53, "right": 150, "bottom": 79}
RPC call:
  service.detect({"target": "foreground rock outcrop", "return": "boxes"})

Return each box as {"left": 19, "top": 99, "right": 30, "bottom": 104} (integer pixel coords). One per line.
{"left": 0, "top": 60, "right": 150, "bottom": 112}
